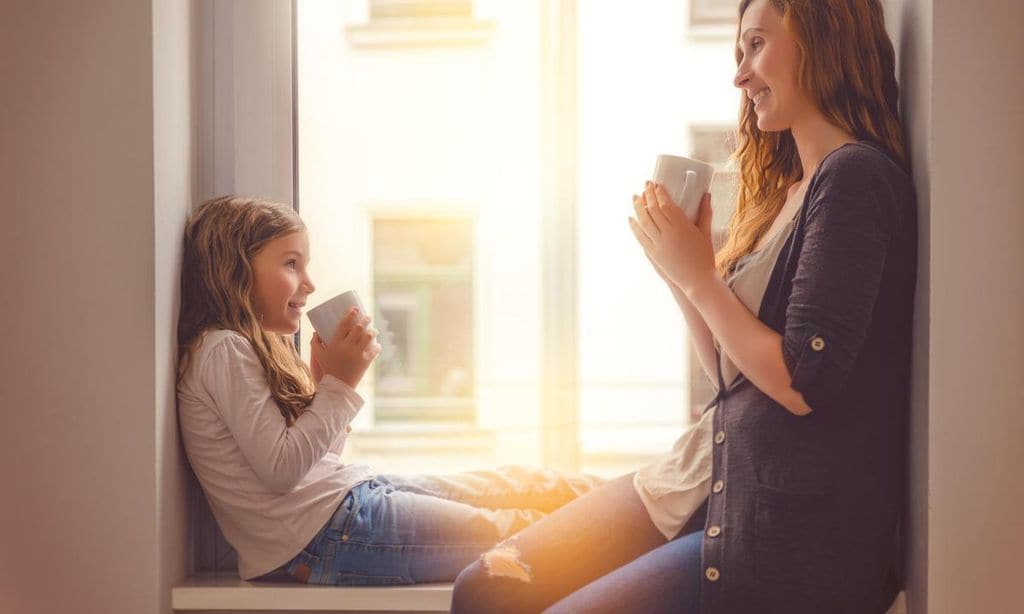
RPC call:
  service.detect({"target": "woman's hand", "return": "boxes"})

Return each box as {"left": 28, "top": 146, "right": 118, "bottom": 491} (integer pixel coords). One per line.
{"left": 309, "top": 308, "right": 382, "bottom": 389}
{"left": 629, "top": 182, "right": 717, "bottom": 298}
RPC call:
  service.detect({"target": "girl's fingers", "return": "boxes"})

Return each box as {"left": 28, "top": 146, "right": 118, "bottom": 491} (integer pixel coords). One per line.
{"left": 632, "top": 193, "right": 660, "bottom": 238}
{"left": 336, "top": 307, "right": 361, "bottom": 341}
{"left": 345, "top": 315, "right": 372, "bottom": 342}
{"left": 628, "top": 217, "right": 654, "bottom": 251}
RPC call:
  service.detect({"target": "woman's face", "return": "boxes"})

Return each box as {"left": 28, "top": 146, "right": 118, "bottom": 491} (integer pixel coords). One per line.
{"left": 734, "top": 0, "right": 814, "bottom": 132}
{"left": 251, "top": 230, "right": 316, "bottom": 335}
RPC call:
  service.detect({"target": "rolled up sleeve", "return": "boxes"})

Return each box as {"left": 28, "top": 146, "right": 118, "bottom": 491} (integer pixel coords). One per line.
{"left": 782, "top": 155, "right": 903, "bottom": 413}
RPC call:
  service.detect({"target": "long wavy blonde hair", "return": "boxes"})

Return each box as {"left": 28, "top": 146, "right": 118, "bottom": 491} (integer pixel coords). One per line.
{"left": 177, "top": 196, "right": 315, "bottom": 426}
{"left": 715, "top": 0, "right": 908, "bottom": 279}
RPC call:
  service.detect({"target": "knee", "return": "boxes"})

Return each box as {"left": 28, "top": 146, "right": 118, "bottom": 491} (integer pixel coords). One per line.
{"left": 450, "top": 561, "right": 488, "bottom": 614}
{"left": 451, "top": 544, "right": 536, "bottom": 614}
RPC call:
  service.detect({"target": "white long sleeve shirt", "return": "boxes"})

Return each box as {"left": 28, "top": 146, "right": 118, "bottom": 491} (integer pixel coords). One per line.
{"left": 177, "top": 329, "right": 374, "bottom": 579}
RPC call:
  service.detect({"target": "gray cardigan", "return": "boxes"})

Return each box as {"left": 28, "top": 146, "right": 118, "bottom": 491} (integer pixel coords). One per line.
{"left": 698, "top": 142, "right": 917, "bottom": 614}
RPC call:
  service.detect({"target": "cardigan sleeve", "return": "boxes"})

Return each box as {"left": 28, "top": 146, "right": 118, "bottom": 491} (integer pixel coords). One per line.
{"left": 781, "top": 148, "right": 907, "bottom": 413}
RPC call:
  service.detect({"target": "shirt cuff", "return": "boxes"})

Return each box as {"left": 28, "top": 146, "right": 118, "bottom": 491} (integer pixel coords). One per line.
{"left": 317, "top": 374, "right": 365, "bottom": 409}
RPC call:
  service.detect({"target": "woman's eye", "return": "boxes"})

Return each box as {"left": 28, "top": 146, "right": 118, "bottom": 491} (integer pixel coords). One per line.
{"left": 286, "top": 260, "right": 297, "bottom": 269}
{"left": 752, "top": 39, "right": 763, "bottom": 50}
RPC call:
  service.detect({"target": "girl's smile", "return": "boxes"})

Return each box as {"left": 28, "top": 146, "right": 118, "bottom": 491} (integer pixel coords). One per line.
{"left": 251, "top": 230, "right": 316, "bottom": 335}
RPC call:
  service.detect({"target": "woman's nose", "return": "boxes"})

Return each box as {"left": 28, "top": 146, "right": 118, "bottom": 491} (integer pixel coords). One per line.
{"left": 734, "top": 61, "right": 752, "bottom": 89}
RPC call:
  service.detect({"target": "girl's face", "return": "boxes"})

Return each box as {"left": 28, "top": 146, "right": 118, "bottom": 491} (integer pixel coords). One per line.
{"left": 734, "top": 0, "right": 814, "bottom": 132}
{"left": 251, "top": 230, "right": 316, "bottom": 335}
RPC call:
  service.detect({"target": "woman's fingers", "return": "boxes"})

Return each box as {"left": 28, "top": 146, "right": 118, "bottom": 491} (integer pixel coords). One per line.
{"left": 628, "top": 217, "right": 654, "bottom": 251}
{"left": 643, "top": 181, "right": 665, "bottom": 225}
{"left": 697, "top": 192, "right": 713, "bottom": 236}
{"left": 632, "top": 192, "right": 660, "bottom": 238}
{"left": 648, "top": 183, "right": 674, "bottom": 228}
{"left": 653, "top": 183, "right": 683, "bottom": 225}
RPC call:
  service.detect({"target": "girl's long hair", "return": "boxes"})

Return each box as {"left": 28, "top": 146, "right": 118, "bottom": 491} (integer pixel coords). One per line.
{"left": 177, "top": 196, "right": 315, "bottom": 426}
{"left": 716, "top": 0, "right": 908, "bottom": 279}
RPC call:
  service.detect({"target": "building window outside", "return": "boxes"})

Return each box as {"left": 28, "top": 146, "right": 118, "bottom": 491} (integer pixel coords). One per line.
{"left": 350, "top": 0, "right": 494, "bottom": 47}
{"left": 369, "top": 0, "right": 473, "bottom": 21}
{"left": 373, "top": 217, "right": 475, "bottom": 423}
{"left": 690, "top": 0, "right": 739, "bottom": 28}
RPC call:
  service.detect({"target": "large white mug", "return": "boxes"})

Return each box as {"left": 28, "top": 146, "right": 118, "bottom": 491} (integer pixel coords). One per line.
{"left": 651, "top": 154, "right": 716, "bottom": 222}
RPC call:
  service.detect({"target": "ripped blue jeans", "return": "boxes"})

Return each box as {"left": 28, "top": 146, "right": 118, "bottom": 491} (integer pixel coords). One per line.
{"left": 277, "top": 466, "right": 604, "bottom": 585}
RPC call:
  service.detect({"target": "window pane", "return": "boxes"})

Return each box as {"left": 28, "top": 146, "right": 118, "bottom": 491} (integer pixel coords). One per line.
{"left": 298, "top": 0, "right": 546, "bottom": 473}
{"left": 691, "top": 0, "right": 739, "bottom": 27}
{"left": 370, "top": 0, "right": 473, "bottom": 20}
{"left": 577, "top": 1, "right": 740, "bottom": 476}
{"left": 373, "top": 218, "right": 475, "bottom": 422}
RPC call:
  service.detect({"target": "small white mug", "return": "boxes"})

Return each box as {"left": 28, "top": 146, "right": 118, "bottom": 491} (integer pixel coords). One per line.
{"left": 651, "top": 154, "right": 716, "bottom": 221}
{"left": 307, "top": 290, "right": 368, "bottom": 342}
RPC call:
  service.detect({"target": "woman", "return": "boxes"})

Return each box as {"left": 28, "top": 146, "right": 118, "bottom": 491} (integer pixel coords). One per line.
{"left": 450, "top": 0, "right": 915, "bottom": 612}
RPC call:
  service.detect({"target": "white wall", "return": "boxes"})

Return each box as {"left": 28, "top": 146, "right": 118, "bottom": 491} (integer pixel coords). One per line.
{"left": 926, "top": 0, "right": 1024, "bottom": 611}
{"left": 154, "top": 0, "right": 199, "bottom": 611}
{"left": 882, "top": 0, "right": 933, "bottom": 611}
{"left": 0, "top": 1, "right": 195, "bottom": 612}
{"left": 886, "top": 0, "right": 1024, "bottom": 611}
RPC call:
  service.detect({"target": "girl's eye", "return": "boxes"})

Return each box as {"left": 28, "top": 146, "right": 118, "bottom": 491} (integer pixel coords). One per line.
{"left": 286, "top": 260, "right": 297, "bottom": 269}
{"left": 752, "top": 38, "right": 763, "bottom": 50}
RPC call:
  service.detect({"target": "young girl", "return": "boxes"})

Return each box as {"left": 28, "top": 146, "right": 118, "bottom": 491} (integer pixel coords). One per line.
{"left": 452, "top": 0, "right": 915, "bottom": 612}
{"left": 176, "top": 196, "right": 602, "bottom": 585}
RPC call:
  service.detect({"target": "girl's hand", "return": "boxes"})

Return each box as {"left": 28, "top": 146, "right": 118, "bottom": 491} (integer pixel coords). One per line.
{"left": 629, "top": 182, "right": 717, "bottom": 298}
{"left": 310, "top": 308, "right": 382, "bottom": 389}
{"left": 309, "top": 334, "right": 325, "bottom": 383}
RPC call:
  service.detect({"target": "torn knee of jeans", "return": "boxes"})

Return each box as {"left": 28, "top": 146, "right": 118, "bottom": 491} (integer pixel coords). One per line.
{"left": 481, "top": 541, "right": 533, "bottom": 583}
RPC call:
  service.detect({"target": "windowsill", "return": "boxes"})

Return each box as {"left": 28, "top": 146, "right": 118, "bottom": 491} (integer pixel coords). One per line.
{"left": 172, "top": 572, "right": 452, "bottom": 612}
{"left": 346, "top": 18, "right": 496, "bottom": 48}
{"left": 173, "top": 575, "right": 906, "bottom": 613}
{"left": 350, "top": 422, "right": 495, "bottom": 456}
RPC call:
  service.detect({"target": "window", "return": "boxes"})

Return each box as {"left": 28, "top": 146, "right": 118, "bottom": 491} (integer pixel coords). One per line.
{"left": 691, "top": 124, "right": 739, "bottom": 241}
{"left": 300, "top": 0, "right": 741, "bottom": 476}
{"left": 347, "top": 0, "right": 495, "bottom": 47}
{"left": 373, "top": 217, "right": 475, "bottom": 423}
{"left": 369, "top": 0, "right": 473, "bottom": 20}
{"left": 690, "top": 0, "right": 739, "bottom": 27}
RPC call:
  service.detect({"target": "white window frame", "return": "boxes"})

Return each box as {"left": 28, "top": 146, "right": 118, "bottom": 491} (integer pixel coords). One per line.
{"left": 346, "top": 0, "right": 496, "bottom": 48}
{"left": 688, "top": 0, "right": 738, "bottom": 40}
